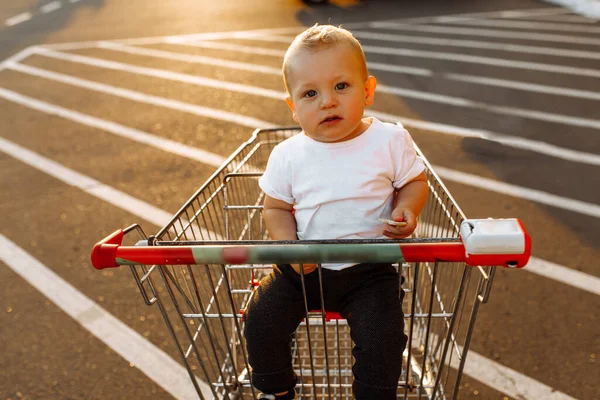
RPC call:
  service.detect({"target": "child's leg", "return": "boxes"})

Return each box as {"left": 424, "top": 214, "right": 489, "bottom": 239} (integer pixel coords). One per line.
{"left": 340, "top": 264, "right": 407, "bottom": 400}
{"left": 244, "top": 264, "right": 315, "bottom": 395}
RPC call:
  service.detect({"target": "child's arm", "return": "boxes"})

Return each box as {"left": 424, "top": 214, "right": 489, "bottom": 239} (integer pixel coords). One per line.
{"left": 263, "top": 195, "right": 317, "bottom": 274}
{"left": 263, "top": 194, "right": 298, "bottom": 240}
{"left": 383, "top": 171, "right": 429, "bottom": 239}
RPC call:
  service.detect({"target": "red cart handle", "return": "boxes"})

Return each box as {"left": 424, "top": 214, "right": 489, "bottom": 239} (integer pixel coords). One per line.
{"left": 91, "top": 229, "right": 125, "bottom": 270}
{"left": 91, "top": 219, "right": 530, "bottom": 270}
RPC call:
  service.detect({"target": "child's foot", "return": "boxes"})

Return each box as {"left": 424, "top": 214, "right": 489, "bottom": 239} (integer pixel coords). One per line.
{"left": 257, "top": 390, "right": 296, "bottom": 399}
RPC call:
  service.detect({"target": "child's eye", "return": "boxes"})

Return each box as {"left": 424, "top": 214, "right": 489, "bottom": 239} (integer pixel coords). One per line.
{"left": 335, "top": 82, "right": 348, "bottom": 90}
{"left": 303, "top": 90, "right": 317, "bottom": 98}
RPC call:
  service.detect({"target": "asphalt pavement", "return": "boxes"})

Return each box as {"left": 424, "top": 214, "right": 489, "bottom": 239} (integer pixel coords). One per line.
{"left": 0, "top": 0, "right": 598, "bottom": 399}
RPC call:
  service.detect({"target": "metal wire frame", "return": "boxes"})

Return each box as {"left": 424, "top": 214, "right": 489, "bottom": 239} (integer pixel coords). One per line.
{"left": 122, "top": 126, "right": 497, "bottom": 399}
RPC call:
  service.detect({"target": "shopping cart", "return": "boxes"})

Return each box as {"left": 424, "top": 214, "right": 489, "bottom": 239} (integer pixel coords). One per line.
{"left": 91, "top": 126, "right": 530, "bottom": 400}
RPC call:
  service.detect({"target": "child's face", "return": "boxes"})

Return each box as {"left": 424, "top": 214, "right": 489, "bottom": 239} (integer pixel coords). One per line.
{"left": 285, "top": 44, "right": 376, "bottom": 143}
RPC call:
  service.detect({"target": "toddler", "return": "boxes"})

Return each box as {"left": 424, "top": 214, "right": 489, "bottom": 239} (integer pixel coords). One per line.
{"left": 244, "top": 24, "right": 429, "bottom": 400}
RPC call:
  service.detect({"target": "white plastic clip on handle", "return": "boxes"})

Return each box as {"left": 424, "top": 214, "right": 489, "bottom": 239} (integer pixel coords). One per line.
{"left": 460, "top": 218, "right": 527, "bottom": 258}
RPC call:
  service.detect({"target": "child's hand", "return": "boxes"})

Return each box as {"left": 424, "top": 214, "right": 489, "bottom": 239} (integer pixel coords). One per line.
{"left": 383, "top": 208, "right": 417, "bottom": 239}
{"left": 291, "top": 263, "right": 317, "bottom": 275}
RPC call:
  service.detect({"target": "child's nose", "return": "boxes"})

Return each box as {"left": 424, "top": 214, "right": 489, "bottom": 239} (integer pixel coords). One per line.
{"left": 320, "top": 92, "right": 338, "bottom": 108}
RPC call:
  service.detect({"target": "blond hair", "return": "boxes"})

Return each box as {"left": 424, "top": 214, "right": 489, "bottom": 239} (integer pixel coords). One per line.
{"left": 282, "top": 24, "right": 368, "bottom": 93}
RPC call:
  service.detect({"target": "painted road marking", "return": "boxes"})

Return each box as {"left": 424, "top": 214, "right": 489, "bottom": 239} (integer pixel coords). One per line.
{"left": 5, "top": 12, "right": 32, "bottom": 27}
{"left": 98, "top": 41, "right": 284, "bottom": 75}
{"left": 526, "top": 257, "right": 600, "bottom": 297}
{"left": 37, "top": 46, "right": 600, "bottom": 132}
{"left": 0, "top": 47, "right": 38, "bottom": 71}
{"left": 227, "top": 35, "right": 600, "bottom": 101}
{"left": 454, "top": 345, "right": 576, "bottom": 400}
{"left": 40, "top": 1, "right": 62, "bottom": 14}
{"left": 8, "top": 53, "right": 599, "bottom": 166}
{"left": 4, "top": 1, "right": 86, "bottom": 28}
{"left": 359, "top": 43, "right": 600, "bottom": 78}
{"left": 443, "top": 74, "right": 600, "bottom": 101}
{"left": 374, "top": 83, "right": 600, "bottom": 130}
{"left": 41, "top": 47, "right": 600, "bottom": 131}
{"left": 5, "top": 61, "right": 276, "bottom": 129}
{"left": 394, "top": 7, "right": 570, "bottom": 23}
{"left": 41, "top": 26, "right": 305, "bottom": 50}
{"left": 370, "top": 108, "right": 600, "bottom": 167}
{"left": 0, "top": 234, "right": 212, "bottom": 400}
{"left": 432, "top": 165, "right": 600, "bottom": 218}
{"left": 102, "top": 41, "right": 600, "bottom": 101}
{"left": 0, "top": 87, "right": 226, "bottom": 167}
{"left": 184, "top": 40, "right": 286, "bottom": 57}
{"left": 351, "top": 30, "right": 600, "bottom": 60}
{"left": 102, "top": 40, "right": 433, "bottom": 77}
{"left": 369, "top": 22, "right": 600, "bottom": 46}
{"left": 515, "top": 13, "right": 598, "bottom": 23}
{"left": 37, "top": 48, "right": 286, "bottom": 100}
{"left": 0, "top": 135, "right": 214, "bottom": 241}
{"left": 441, "top": 17, "right": 600, "bottom": 34}
{"left": 0, "top": 136, "right": 172, "bottom": 227}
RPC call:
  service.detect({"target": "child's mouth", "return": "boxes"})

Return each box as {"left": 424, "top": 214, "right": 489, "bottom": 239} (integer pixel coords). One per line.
{"left": 321, "top": 116, "right": 341, "bottom": 124}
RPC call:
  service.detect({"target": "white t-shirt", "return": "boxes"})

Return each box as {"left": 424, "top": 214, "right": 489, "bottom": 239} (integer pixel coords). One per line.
{"left": 259, "top": 117, "right": 426, "bottom": 270}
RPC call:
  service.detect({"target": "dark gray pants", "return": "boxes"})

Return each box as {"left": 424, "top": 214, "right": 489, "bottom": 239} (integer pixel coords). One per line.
{"left": 244, "top": 263, "right": 407, "bottom": 399}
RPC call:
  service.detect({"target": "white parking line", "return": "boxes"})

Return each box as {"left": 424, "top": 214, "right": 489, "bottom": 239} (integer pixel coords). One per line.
{"left": 219, "top": 35, "right": 600, "bottom": 78}
{"left": 47, "top": 45, "right": 600, "bottom": 131}
{"left": 375, "top": 83, "right": 600, "bottom": 130}
{"left": 102, "top": 41, "right": 599, "bottom": 101}
{"left": 0, "top": 87, "right": 226, "bottom": 167}
{"left": 443, "top": 74, "right": 600, "bottom": 101}
{"left": 98, "top": 41, "right": 284, "bottom": 75}
{"left": 0, "top": 47, "right": 38, "bottom": 71}
{"left": 351, "top": 30, "right": 600, "bottom": 60}
{"left": 501, "top": 13, "right": 598, "bottom": 23}
{"left": 8, "top": 56, "right": 599, "bottom": 166}
{"left": 40, "top": 1, "right": 62, "bottom": 14}
{"left": 371, "top": 7, "right": 570, "bottom": 25}
{"left": 0, "top": 234, "right": 210, "bottom": 400}
{"left": 41, "top": 26, "right": 305, "bottom": 50}
{"left": 360, "top": 43, "right": 600, "bottom": 78}
{"left": 441, "top": 17, "right": 600, "bottom": 34}
{"left": 5, "top": 62, "right": 276, "bottom": 130}
{"left": 5, "top": 12, "right": 32, "bottom": 27}
{"left": 0, "top": 136, "right": 172, "bottom": 227}
{"left": 369, "top": 22, "right": 600, "bottom": 46}
{"left": 457, "top": 348, "right": 577, "bottom": 400}
{"left": 184, "top": 40, "right": 286, "bottom": 57}
{"left": 526, "top": 257, "right": 600, "bottom": 296}
{"left": 37, "top": 48, "right": 286, "bottom": 100}
{"left": 432, "top": 165, "right": 600, "bottom": 218}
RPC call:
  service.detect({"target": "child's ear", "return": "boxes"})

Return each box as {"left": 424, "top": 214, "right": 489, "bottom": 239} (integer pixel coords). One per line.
{"left": 364, "top": 75, "right": 377, "bottom": 107}
{"left": 285, "top": 96, "right": 299, "bottom": 122}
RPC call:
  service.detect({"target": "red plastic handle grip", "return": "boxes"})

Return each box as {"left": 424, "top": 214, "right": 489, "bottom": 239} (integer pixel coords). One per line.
{"left": 91, "top": 229, "right": 124, "bottom": 270}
